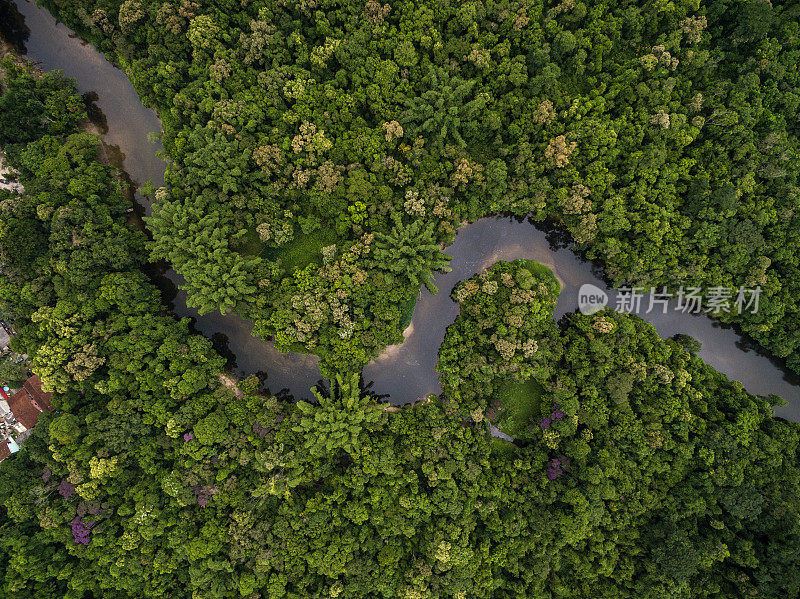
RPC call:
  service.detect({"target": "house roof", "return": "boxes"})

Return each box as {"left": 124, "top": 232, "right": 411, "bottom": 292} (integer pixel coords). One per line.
{"left": 8, "top": 375, "right": 53, "bottom": 429}
{"left": 0, "top": 441, "right": 9, "bottom": 461}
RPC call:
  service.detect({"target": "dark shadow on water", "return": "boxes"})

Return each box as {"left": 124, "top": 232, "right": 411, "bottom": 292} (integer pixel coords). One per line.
{"left": 102, "top": 144, "right": 132, "bottom": 188}
{"left": 67, "top": 31, "right": 90, "bottom": 46}
{"left": 0, "top": 0, "right": 28, "bottom": 53}
{"left": 362, "top": 379, "right": 392, "bottom": 404}
{"left": 534, "top": 217, "right": 573, "bottom": 252}
{"left": 210, "top": 333, "right": 236, "bottom": 370}
{"left": 252, "top": 370, "right": 270, "bottom": 390}
{"left": 310, "top": 379, "right": 329, "bottom": 400}
{"left": 144, "top": 262, "right": 178, "bottom": 305}
{"left": 529, "top": 218, "right": 615, "bottom": 286}
{"left": 82, "top": 91, "right": 109, "bottom": 134}
{"left": 101, "top": 144, "right": 147, "bottom": 227}
{"left": 274, "top": 388, "right": 296, "bottom": 403}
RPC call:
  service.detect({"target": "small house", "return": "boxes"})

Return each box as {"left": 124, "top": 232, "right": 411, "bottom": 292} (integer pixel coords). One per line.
{"left": 7, "top": 375, "right": 53, "bottom": 430}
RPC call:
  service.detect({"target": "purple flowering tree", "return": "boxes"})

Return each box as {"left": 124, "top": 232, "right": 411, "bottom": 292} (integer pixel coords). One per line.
{"left": 252, "top": 422, "right": 270, "bottom": 437}
{"left": 546, "top": 456, "right": 571, "bottom": 480}
{"left": 539, "top": 402, "right": 567, "bottom": 430}
{"left": 71, "top": 516, "right": 95, "bottom": 545}
{"left": 486, "top": 399, "right": 502, "bottom": 421}
{"left": 194, "top": 485, "right": 217, "bottom": 506}
{"left": 57, "top": 479, "right": 76, "bottom": 499}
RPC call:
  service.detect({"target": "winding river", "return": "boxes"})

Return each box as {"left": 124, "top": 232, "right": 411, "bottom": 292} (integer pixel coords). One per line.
{"left": 7, "top": 0, "right": 800, "bottom": 419}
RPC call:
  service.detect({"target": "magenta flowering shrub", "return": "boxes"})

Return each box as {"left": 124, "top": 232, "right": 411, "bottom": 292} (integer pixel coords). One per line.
{"left": 57, "top": 479, "right": 75, "bottom": 499}
{"left": 538, "top": 403, "right": 567, "bottom": 430}
{"left": 546, "top": 456, "right": 570, "bottom": 481}
{"left": 194, "top": 485, "right": 216, "bottom": 507}
{"left": 71, "top": 516, "right": 95, "bottom": 545}
{"left": 485, "top": 399, "right": 502, "bottom": 421}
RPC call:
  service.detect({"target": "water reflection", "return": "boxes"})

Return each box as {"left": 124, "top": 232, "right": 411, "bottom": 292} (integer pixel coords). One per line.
{"left": 0, "top": 0, "right": 28, "bottom": 54}
{"left": 364, "top": 217, "right": 800, "bottom": 419}
{"left": 10, "top": 0, "right": 800, "bottom": 419}
{"left": 82, "top": 91, "right": 109, "bottom": 134}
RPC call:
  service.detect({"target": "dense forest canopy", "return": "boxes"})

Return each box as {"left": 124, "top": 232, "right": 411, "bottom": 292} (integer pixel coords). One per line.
{"left": 32, "top": 0, "right": 800, "bottom": 376}
{"left": 1, "top": 0, "right": 800, "bottom": 596}
{"left": 0, "top": 61, "right": 799, "bottom": 598}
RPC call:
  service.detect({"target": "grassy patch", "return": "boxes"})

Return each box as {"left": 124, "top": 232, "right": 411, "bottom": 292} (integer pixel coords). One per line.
{"left": 518, "top": 259, "right": 561, "bottom": 293}
{"left": 491, "top": 377, "right": 547, "bottom": 439}
{"left": 236, "top": 227, "right": 263, "bottom": 257}
{"left": 398, "top": 293, "right": 417, "bottom": 330}
{"left": 260, "top": 229, "right": 341, "bottom": 274}
{"left": 490, "top": 436, "right": 517, "bottom": 455}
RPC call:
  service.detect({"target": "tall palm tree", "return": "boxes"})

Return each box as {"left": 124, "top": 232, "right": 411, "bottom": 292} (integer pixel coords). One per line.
{"left": 371, "top": 213, "right": 452, "bottom": 293}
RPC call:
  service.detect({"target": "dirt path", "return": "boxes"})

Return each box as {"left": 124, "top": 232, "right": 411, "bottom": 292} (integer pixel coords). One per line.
{"left": 218, "top": 373, "right": 244, "bottom": 399}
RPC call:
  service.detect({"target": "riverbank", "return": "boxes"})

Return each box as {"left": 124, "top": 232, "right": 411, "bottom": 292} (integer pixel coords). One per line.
{"left": 10, "top": 0, "right": 800, "bottom": 420}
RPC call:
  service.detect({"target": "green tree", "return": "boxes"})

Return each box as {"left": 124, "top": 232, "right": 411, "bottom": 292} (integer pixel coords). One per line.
{"left": 371, "top": 213, "right": 452, "bottom": 293}
{"left": 403, "top": 67, "right": 487, "bottom": 148}
{"left": 292, "top": 373, "right": 383, "bottom": 458}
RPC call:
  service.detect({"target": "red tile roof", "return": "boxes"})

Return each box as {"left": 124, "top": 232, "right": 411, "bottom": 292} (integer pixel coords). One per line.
{"left": 8, "top": 375, "right": 53, "bottom": 429}
{"left": 0, "top": 442, "right": 9, "bottom": 461}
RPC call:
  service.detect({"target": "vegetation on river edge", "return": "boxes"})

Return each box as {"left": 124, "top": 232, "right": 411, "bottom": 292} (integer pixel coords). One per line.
{"left": 1, "top": 58, "right": 799, "bottom": 598}
{"left": 30, "top": 0, "right": 800, "bottom": 376}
